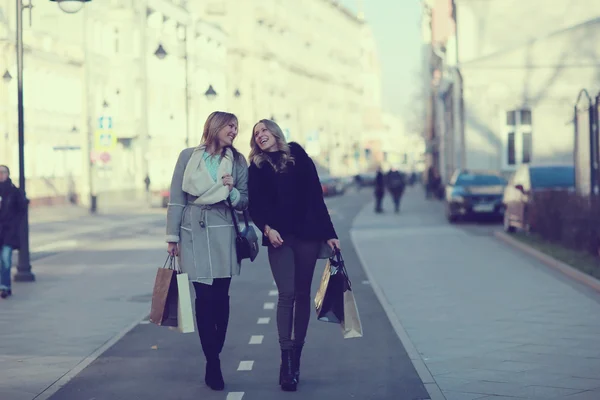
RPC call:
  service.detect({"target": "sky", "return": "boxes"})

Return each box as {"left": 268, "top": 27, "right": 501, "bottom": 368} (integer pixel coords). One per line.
{"left": 338, "top": 0, "right": 423, "bottom": 119}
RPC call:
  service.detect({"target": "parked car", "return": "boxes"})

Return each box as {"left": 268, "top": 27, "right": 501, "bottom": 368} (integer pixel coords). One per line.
{"left": 502, "top": 164, "right": 575, "bottom": 233}
{"left": 445, "top": 170, "right": 508, "bottom": 223}
{"left": 354, "top": 172, "right": 376, "bottom": 188}
{"left": 321, "top": 175, "right": 345, "bottom": 197}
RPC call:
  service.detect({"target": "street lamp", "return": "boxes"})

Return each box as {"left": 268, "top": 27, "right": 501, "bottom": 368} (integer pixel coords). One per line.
{"left": 234, "top": 89, "right": 241, "bottom": 98}
{"left": 153, "top": 39, "right": 190, "bottom": 146}
{"left": 50, "top": 0, "right": 91, "bottom": 13}
{"left": 154, "top": 44, "right": 167, "bottom": 60}
{"left": 2, "top": 70, "right": 11, "bottom": 84}
{"left": 205, "top": 85, "right": 217, "bottom": 101}
{"left": 10, "top": 0, "right": 93, "bottom": 283}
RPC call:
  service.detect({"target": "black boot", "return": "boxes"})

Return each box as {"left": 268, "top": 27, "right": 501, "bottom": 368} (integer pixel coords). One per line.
{"left": 292, "top": 345, "right": 303, "bottom": 383}
{"left": 195, "top": 296, "right": 225, "bottom": 391}
{"left": 214, "top": 295, "right": 230, "bottom": 355}
{"left": 279, "top": 349, "right": 297, "bottom": 391}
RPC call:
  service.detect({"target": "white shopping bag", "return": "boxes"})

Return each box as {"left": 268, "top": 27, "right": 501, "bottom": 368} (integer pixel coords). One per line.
{"left": 341, "top": 288, "right": 363, "bottom": 339}
{"left": 176, "top": 273, "right": 196, "bottom": 333}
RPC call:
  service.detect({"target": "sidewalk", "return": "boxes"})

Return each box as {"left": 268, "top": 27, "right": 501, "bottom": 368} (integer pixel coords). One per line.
{"left": 0, "top": 217, "right": 164, "bottom": 400}
{"left": 28, "top": 199, "right": 161, "bottom": 225}
{"left": 351, "top": 187, "right": 600, "bottom": 400}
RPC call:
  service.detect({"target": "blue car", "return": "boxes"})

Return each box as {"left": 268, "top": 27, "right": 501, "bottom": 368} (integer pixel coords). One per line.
{"left": 445, "top": 170, "right": 508, "bottom": 223}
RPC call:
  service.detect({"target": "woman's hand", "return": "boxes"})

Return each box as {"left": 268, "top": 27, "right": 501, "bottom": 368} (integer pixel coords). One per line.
{"left": 327, "top": 238, "right": 340, "bottom": 251}
{"left": 167, "top": 242, "right": 179, "bottom": 256}
{"left": 268, "top": 229, "right": 284, "bottom": 248}
{"left": 222, "top": 174, "right": 234, "bottom": 192}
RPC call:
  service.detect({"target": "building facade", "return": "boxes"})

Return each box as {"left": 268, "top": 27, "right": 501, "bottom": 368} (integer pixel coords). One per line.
{"left": 426, "top": 0, "right": 600, "bottom": 180}
{"left": 194, "top": 0, "right": 378, "bottom": 176}
{"left": 0, "top": 0, "right": 382, "bottom": 203}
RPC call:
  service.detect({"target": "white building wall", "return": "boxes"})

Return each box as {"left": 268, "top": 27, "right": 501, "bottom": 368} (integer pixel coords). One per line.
{"left": 457, "top": 1, "right": 600, "bottom": 173}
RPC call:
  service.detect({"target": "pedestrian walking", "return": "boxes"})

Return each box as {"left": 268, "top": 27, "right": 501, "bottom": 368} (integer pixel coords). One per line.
{"left": 374, "top": 167, "right": 385, "bottom": 213}
{"left": 247, "top": 119, "right": 340, "bottom": 392}
{"left": 165, "top": 111, "right": 249, "bottom": 391}
{"left": 0, "top": 165, "right": 27, "bottom": 299}
{"left": 386, "top": 168, "right": 406, "bottom": 213}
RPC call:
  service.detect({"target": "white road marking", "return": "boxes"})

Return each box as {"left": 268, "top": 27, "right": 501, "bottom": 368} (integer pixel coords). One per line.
{"left": 263, "top": 302, "right": 275, "bottom": 310}
{"left": 362, "top": 280, "right": 370, "bottom": 285}
{"left": 139, "top": 320, "right": 150, "bottom": 324}
{"left": 249, "top": 335, "right": 264, "bottom": 344}
{"left": 226, "top": 392, "right": 244, "bottom": 400}
{"left": 237, "top": 361, "right": 254, "bottom": 371}
{"left": 257, "top": 317, "right": 270, "bottom": 324}
{"left": 268, "top": 289, "right": 278, "bottom": 296}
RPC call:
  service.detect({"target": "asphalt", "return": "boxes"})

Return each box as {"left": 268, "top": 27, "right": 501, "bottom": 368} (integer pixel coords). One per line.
{"left": 47, "top": 189, "right": 430, "bottom": 400}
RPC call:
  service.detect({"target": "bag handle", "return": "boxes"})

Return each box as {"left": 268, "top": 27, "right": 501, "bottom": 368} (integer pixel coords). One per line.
{"left": 329, "top": 247, "right": 352, "bottom": 290}
{"left": 227, "top": 197, "right": 250, "bottom": 237}
{"left": 162, "top": 254, "right": 182, "bottom": 273}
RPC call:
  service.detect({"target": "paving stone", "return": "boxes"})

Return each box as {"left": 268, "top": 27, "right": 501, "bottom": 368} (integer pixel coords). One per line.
{"left": 352, "top": 190, "right": 600, "bottom": 400}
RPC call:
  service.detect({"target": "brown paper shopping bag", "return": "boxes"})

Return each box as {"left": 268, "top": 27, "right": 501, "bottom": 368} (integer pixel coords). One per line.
{"left": 149, "top": 255, "right": 179, "bottom": 327}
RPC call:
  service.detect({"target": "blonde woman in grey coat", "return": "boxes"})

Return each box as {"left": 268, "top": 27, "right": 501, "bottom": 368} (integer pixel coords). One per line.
{"left": 166, "top": 111, "right": 248, "bottom": 391}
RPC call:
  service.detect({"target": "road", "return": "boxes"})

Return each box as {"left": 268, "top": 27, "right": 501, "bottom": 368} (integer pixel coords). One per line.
{"left": 3, "top": 189, "right": 430, "bottom": 400}
{"left": 10, "top": 186, "right": 599, "bottom": 400}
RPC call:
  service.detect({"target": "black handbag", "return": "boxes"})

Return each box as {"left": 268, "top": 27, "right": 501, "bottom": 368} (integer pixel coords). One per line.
{"left": 227, "top": 198, "right": 259, "bottom": 263}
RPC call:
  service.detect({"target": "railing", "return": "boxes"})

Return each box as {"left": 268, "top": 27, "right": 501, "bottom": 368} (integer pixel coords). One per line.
{"left": 573, "top": 89, "right": 600, "bottom": 196}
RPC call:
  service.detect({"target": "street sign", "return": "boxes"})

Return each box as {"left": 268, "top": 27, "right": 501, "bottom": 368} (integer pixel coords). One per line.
{"left": 98, "top": 116, "right": 113, "bottom": 130}
{"left": 94, "top": 130, "right": 117, "bottom": 152}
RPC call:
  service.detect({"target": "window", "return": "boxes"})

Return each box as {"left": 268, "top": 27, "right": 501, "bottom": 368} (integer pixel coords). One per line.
{"left": 456, "top": 173, "right": 507, "bottom": 186}
{"left": 114, "top": 28, "right": 120, "bottom": 54}
{"left": 507, "top": 132, "right": 516, "bottom": 165}
{"left": 522, "top": 132, "right": 532, "bottom": 163}
{"left": 503, "top": 108, "right": 532, "bottom": 169}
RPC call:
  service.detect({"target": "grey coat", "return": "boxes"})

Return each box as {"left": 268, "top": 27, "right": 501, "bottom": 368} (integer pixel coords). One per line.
{"left": 166, "top": 148, "right": 249, "bottom": 282}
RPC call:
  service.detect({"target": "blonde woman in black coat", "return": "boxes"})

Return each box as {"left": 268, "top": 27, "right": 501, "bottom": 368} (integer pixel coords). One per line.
{"left": 247, "top": 119, "right": 340, "bottom": 392}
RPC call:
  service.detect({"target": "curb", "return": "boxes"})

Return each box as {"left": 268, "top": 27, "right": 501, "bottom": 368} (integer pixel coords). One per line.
{"left": 350, "top": 227, "right": 446, "bottom": 400}
{"left": 34, "top": 311, "right": 150, "bottom": 400}
{"left": 494, "top": 231, "right": 600, "bottom": 294}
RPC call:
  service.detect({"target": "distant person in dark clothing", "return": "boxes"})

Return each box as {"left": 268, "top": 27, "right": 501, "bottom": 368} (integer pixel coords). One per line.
{"left": 409, "top": 171, "right": 417, "bottom": 186}
{"left": 354, "top": 174, "right": 363, "bottom": 189}
{"left": 0, "top": 165, "right": 27, "bottom": 299}
{"left": 386, "top": 169, "right": 406, "bottom": 213}
{"left": 374, "top": 167, "right": 385, "bottom": 213}
{"left": 426, "top": 166, "right": 439, "bottom": 199}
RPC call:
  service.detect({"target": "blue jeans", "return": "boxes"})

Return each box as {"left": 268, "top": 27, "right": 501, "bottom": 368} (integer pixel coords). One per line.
{"left": 0, "top": 245, "right": 13, "bottom": 291}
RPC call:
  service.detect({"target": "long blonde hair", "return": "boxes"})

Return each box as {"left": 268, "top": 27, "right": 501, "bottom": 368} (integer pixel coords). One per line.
{"left": 249, "top": 119, "right": 295, "bottom": 172}
{"left": 200, "top": 111, "right": 240, "bottom": 160}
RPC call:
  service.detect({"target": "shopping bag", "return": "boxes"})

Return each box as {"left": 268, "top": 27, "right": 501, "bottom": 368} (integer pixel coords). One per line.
{"left": 314, "top": 252, "right": 345, "bottom": 323}
{"left": 341, "top": 283, "right": 363, "bottom": 339}
{"left": 176, "top": 273, "right": 195, "bottom": 333}
{"left": 149, "top": 255, "right": 179, "bottom": 327}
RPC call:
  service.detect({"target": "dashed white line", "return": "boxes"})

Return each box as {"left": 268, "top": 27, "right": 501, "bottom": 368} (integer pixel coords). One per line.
{"left": 237, "top": 361, "right": 254, "bottom": 371}
{"left": 139, "top": 320, "right": 150, "bottom": 325}
{"left": 226, "top": 392, "right": 244, "bottom": 400}
{"left": 362, "top": 280, "right": 370, "bottom": 285}
{"left": 257, "top": 317, "right": 270, "bottom": 324}
{"left": 263, "top": 302, "right": 275, "bottom": 310}
{"left": 268, "top": 289, "right": 278, "bottom": 296}
{"left": 249, "top": 335, "right": 264, "bottom": 344}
